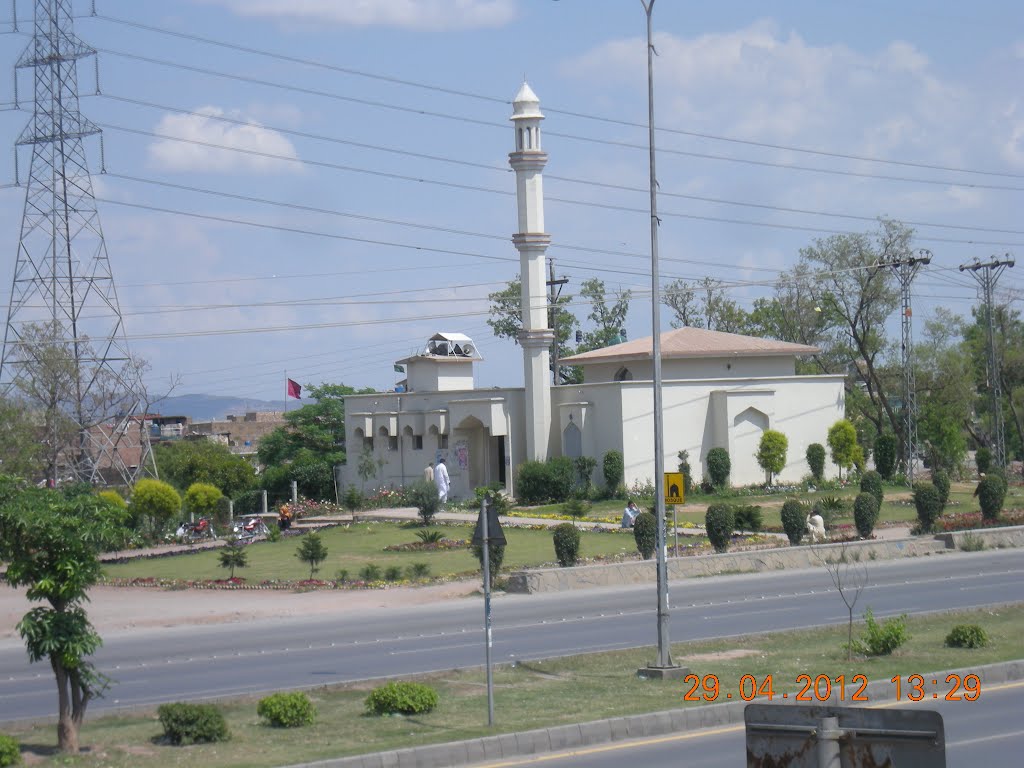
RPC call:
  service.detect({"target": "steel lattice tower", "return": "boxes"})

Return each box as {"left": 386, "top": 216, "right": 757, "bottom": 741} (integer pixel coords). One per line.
{"left": 0, "top": 0, "right": 150, "bottom": 486}
{"left": 877, "top": 249, "right": 930, "bottom": 484}
{"left": 960, "top": 255, "right": 1015, "bottom": 469}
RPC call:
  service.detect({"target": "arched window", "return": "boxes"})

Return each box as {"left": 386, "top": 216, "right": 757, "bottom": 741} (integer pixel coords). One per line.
{"left": 614, "top": 366, "right": 634, "bottom": 382}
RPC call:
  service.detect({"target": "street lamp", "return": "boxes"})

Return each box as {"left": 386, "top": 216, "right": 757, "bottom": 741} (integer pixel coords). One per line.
{"left": 554, "top": 0, "right": 684, "bottom": 678}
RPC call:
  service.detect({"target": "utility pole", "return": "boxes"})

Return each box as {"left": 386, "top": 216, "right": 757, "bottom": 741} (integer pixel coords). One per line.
{"left": 547, "top": 257, "right": 568, "bottom": 385}
{"left": 960, "top": 255, "right": 1015, "bottom": 469}
{"left": 876, "top": 249, "right": 931, "bottom": 484}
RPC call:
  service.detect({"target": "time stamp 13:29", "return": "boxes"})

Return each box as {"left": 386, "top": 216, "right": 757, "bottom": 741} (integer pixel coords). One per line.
{"left": 682, "top": 673, "right": 982, "bottom": 703}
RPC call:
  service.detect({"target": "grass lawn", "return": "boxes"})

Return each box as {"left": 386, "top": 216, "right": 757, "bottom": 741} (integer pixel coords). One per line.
{"left": 516, "top": 482, "right": 1024, "bottom": 530}
{"left": 7, "top": 604, "right": 1022, "bottom": 767}
{"left": 102, "top": 522, "right": 651, "bottom": 583}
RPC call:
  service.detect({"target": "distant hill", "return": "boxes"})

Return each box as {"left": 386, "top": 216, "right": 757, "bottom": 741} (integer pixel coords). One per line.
{"left": 152, "top": 393, "right": 291, "bottom": 421}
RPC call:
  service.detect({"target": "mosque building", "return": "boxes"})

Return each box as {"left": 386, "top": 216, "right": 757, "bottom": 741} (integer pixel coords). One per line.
{"left": 341, "top": 83, "right": 845, "bottom": 500}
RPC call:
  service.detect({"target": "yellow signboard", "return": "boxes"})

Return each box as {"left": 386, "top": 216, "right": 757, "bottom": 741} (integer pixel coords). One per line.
{"left": 664, "top": 472, "right": 685, "bottom": 505}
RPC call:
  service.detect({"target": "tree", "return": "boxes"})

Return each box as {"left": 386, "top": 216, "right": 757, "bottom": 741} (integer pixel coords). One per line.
{"left": 813, "top": 541, "right": 868, "bottom": 661}
{"left": 873, "top": 433, "right": 898, "bottom": 481}
{"left": 577, "top": 278, "right": 631, "bottom": 352}
{"left": 130, "top": 478, "right": 181, "bottom": 539}
{"left": 296, "top": 532, "right": 328, "bottom": 580}
{"left": 218, "top": 537, "right": 249, "bottom": 579}
{"left": 184, "top": 482, "right": 224, "bottom": 520}
{"left": 663, "top": 277, "right": 749, "bottom": 333}
{"left": 486, "top": 275, "right": 581, "bottom": 384}
{"left": 0, "top": 479, "right": 130, "bottom": 753}
{"left": 0, "top": 396, "right": 45, "bottom": 480}
{"left": 154, "top": 440, "right": 256, "bottom": 498}
{"left": 827, "top": 420, "right": 861, "bottom": 480}
{"left": 756, "top": 430, "right": 788, "bottom": 485}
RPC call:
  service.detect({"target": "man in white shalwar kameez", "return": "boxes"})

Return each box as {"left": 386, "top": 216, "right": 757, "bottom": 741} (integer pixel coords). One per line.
{"left": 434, "top": 458, "right": 450, "bottom": 504}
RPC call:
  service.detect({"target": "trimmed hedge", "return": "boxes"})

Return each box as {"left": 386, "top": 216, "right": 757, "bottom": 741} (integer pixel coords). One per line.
{"left": 705, "top": 504, "right": 735, "bottom": 553}
{"left": 780, "top": 499, "right": 806, "bottom": 545}
{"left": 853, "top": 492, "right": 879, "bottom": 539}
{"left": 913, "top": 482, "right": 943, "bottom": 533}
{"left": 706, "top": 447, "right": 731, "bottom": 488}
{"left": 977, "top": 474, "right": 1007, "bottom": 521}
{"left": 932, "top": 470, "right": 951, "bottom": 508}
{"left": 874, "top": 433, "right": 898, "bottom": 480}
{"left": 552, "top": 522, "right": 581, "bottom": 567}
{"left": 806, "top": 443, "right": 826, "bottom": 482}
{"left": 633, "top": 511, "right": 656, "bottom": 559}
{"left": 602, "top": 450, "right": 624, "bottom": 493}
{"left": 365, "top": 681, "right": 438, "bottom": 716}
{"left": 257, "top": 692, "right": 316, "bottom": 728}
{"left": 859, "top": 470, "right": 883, "bottom": 507}
{"left": 157, "top": 702, "right": 230, "bottom": 745}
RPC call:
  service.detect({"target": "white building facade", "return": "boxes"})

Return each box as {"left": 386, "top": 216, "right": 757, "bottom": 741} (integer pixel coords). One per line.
{"left": 341, "top": 84, "right": 846, "bottom": 499}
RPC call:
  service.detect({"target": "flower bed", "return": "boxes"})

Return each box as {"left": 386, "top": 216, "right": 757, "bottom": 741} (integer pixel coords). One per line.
{"left": 935, "top": 509, "right": 1024, "bottom": 532}
{"left": 383, "top": 538, "right": 468, "bottom": 552}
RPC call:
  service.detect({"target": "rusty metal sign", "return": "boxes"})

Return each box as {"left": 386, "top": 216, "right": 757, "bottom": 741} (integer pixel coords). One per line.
{"left": 745, "top": 703, "right": 945, "bottom": 767}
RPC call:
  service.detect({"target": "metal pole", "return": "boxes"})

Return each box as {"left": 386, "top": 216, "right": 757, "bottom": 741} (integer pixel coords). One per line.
{"left": 481, "top": 496, "right": 495, "bottom": 725}
{"left": 642, "top": 0, "right": 674, "bottom": 671}
{"left": 816, "top": 717, "right": 842, "bottom": 768}
{"left": 261, "top": 489, "right": 268, "bottom": 516}
{"left": 672, "top": 504, "right": 678, "bottom": 557}
{"left": 291, "top": 480, "right": 298, "bottom": 505}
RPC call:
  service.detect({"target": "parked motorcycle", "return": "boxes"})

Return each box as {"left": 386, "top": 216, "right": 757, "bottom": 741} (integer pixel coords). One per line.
{"left": 175, "top": 517, "right": 216, "bottom": 542}
{"left": 232, "top": 515, "right": 269, "bottom": 541}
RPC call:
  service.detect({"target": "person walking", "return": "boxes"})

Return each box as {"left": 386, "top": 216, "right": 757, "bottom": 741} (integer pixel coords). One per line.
{"left": 434, "top": 457, "right": 450, "bottom": 504}
{"left": 423, "top": 462, "right": 434, "bottom": 483}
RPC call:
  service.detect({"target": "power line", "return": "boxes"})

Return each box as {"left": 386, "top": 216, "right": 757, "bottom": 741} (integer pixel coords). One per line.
{"left": 93, "top": 48, "right": 1024, "bottom": 191}
{"left": 92, "top": 12, "right": 1024, "bottom": 180}
{"left": 99, "top": 94, "right": 1024, "bottom": 236}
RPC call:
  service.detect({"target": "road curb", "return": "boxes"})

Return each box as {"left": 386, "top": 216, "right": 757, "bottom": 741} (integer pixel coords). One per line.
{"left": 283, "top": 659, "right": 1024, "bottom": 768}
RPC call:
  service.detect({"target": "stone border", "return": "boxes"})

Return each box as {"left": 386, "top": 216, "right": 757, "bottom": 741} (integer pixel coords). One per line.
{"left": 282, "top": 659, "right": 1024, "bottom": 768}
{"left": 506, "top": 526, "right": 1024, "bottom": 594}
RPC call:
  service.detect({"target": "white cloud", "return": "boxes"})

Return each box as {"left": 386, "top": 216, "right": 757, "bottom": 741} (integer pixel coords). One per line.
{"left": 148, "top": 107, "right": 301, "bottom": 174}
{"left": 202, "top": 0, "right": 517, "bottom": 30}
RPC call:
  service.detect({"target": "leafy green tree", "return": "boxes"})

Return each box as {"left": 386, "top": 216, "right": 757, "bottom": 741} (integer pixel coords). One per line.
{"left": 296, "top": 532, "right": 328, "bottom": 580}
{"left": 153, "top": 440, "right": 256, "bottom": 498}
{"left": 218, "top": 537, "right": 249, "bottom": 579}
{"left": 184, "top": 482, "right": 224, "bottom": 520}
{"left": 486, "top": 275, "right": 581, "bottom": 384}
{"left": 806, "top": 443, "right": 826, "bottom": 481}
{"left": 130, "top": 478, "right": 181, "bottom": 533}
{"left": 0, "top": 396, "right": 45, "bottom": 481}
{"left": 756, "top": 430, "right": 788, "bottom": 485}
{"left": 827, "top": 420, "right": 861, "bottom": 480}
{"left": 576, "top": 278, "right": 632, "bottom": 352}
{"left": 0, "top": 479, "right": 130, "bottom": 753}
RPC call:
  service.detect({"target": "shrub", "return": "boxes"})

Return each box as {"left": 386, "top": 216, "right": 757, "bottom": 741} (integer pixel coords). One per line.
{"left": 257, "top": 692, "right": 316, "bottom": 728}
{"left": 406, "top": 479, "right": 440, "bottom": 525}
{"left": 677, "top": 450, "right": 694, "bottom": 497}
{"left": 573, "top": 455, "right": 597, "bottom": 490}
{"left": 218, "top": 537, "right": 249, "bottom": 579}
{"left": 131, "top": 478, "right": 181, "bottom": 528}
{"left": 342, "top": 484, "right": 364, "bottom": 512}
{"left": 296, "top": 532, "right": 328, "bottom": 579}
{"left": 756, "top": 430, "right": 788, "bottom": 485}
{"left": 806, "top": 443, "right": 826, "bottom": 482}
{"left": 874, "top": 433, "right": 898, "bottom": 480}
{"left": 945, "top": 624, "right": 989, "bottom": 649}
{"left": 959, "top": 533, "right": 986, "bottom": 552}
{"left": 415, "top": 529, "right": 444, "bottom": 544}
{"left": 0, "top": 734, "right": 19, "bottom": 767}
{"left": 851, "top": 609, "right": 909, "bottom": 656}
{"left": 472, "top": 542, "right": 505, "bottom": 584}
{"left": 732, "top": 504, "right": 763, "bottom": 532}
{"left": 932, "top": 470, "right": 951, "bottom": 507}
{"left": 602, "top": 450, "right": 624, "bottom": 494}
{"left": 365, "top": 681, "right": 438, "bottom": 716}
{"left": 157, "top": 702, "right": 230, "bottom": 745}
{"left": 552, "top": 522, "right": 581, "bottom": 567}
{"left": 233, "top": 488, "right": 264, "bottom": 515}
{"left": 184, "top": 482, "right": 223, "bottom": 520}
{"left": 335, "top": 568, "right": 350, "bottom": 583}
{"left": 98, "top": 489, "right": 127, "bottom": 510}
{"left": 858, "top": 470, "right": 883, "bottom": 508}
{"left": 705, "top": 504, "right": 735, "bottom": 553}
{"left": 561, "top": 497, "right": 591, "bottom": 525}
{"left": 913, "top": 482, "right": 943, "bottom": 533}
{"left": 516, "top": 461, "right": 552, "bottom": 504}
{"left": 977, "top": 474, "right": 1007, "bottom": 521}
{"left": 383, "top": 566, "right": 403, "bottom": 581}
{"left": 406, "top": 562, "right": 431, "bottom": 580}
{"left": 546, "top": 456, "right": 577, "bottom": 502}
{"left": 975, "top": 446, "right": 993, "bottom": 476}
{"left": 853, "top": 493, "right": 880, "bottom": 539}
{"left": 633, "top": 511, "right": 657, "bottom": 559}
{"left": 706, "top": 447, "right": 731, "bottom": 488}
{"left": 780, "top": 499, "right": 807, "bottom": 545}
{"left": 359, "top": 564, "right": 382, "bottom": 582}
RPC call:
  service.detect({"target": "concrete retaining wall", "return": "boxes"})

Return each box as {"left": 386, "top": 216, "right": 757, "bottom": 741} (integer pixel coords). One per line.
{"left": 937, "top": 525, "right": 1024, "bottom": 550}
{"left": 507, "top": 537, "right": 945, "bottom": 595}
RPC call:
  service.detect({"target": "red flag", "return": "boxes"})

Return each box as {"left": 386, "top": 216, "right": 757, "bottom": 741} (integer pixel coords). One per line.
{"left": 287, "top": 378, "right": 302, "bottom": 400}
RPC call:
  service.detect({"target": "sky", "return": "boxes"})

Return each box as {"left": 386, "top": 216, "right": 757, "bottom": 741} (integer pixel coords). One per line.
{"left": 1, "top": 0, "right": 1022, "bottom": 406}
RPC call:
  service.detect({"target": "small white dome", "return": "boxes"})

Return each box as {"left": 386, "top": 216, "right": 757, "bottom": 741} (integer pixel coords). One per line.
{"left": 511, "top": 81, "right": 543, "bottom": 120}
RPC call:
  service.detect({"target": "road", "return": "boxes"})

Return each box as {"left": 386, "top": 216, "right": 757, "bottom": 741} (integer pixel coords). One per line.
{"left": 470, "top": 681, "right": 1024, "bottom": 767}
{"left": 1, "top": 548, "right": 1022, "bottom": 722}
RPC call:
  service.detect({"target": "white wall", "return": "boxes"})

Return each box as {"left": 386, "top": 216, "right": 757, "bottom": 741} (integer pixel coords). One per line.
{"left": 581, "top": 354, "right": 796, "bottom": 384}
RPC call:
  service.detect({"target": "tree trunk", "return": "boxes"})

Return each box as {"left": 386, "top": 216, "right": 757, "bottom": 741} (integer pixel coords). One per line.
{"left": 52, "top": 658, "right": 79, "bottom": 754}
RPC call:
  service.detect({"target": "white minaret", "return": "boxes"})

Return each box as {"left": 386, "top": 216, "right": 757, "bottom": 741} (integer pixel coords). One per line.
{"left": 510, "top": 82, "right": 553, "bottom": 462}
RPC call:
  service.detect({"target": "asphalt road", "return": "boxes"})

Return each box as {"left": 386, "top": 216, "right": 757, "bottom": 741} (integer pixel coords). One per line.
{"left": 469, "top": 681, "right": 1024, "bottom": 767}
{"left": 1, "top": 548, "right": 1022, "bottom": 722}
